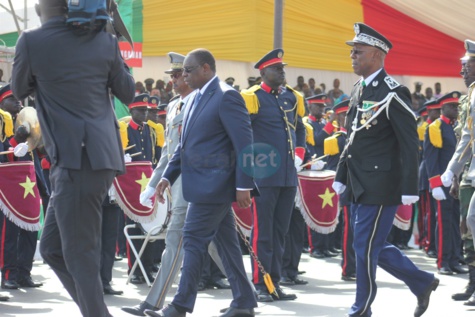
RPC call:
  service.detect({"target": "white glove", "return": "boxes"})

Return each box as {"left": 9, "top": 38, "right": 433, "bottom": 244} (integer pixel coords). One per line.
{"left": 139, "top": 185, "right": 156, "bottom": 208}
{"left": 432, "top": 187, "right": 447, "bottom": 200}
{"left": 332, "top": 181, "right": 346, "bottom": 195}
{"left": 13, "top": 142, "right": 28, "bottom": 157}
{"left": 311, "top": 160, "right": 326, "bottom": 171}
{"left": 124, "top": 153, "right": 132, "bottom": 163}
{"left": 441, "top": 170, "right": 454, "bottom": 187}
{"left": 295, "top": 156, "right": 303, "bottom": 173}
{"left": 401, "top": 195, "right": 419, "bottom": 205}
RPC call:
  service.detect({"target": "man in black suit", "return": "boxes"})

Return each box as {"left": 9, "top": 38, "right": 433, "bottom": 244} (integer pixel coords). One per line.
{"left": 149, "top": 49, "right": 257, "bottom": 317}
{"left": 333, "top": 23, "right": 438, "bottom": 317}
{"left": 10, "top": 1, "right": 135, "bottom": 316}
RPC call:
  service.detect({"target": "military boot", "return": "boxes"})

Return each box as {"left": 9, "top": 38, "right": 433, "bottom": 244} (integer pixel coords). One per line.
{"left": 453, "top": 264, "right": 475, "bottom": 301}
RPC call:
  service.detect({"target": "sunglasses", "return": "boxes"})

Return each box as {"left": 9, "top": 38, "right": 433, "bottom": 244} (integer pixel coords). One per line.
{"left": 170, "top": 72, "right": 183, "bottom": 79}
{"left": 182, "top": 65, "right": 201, "bottom": 73}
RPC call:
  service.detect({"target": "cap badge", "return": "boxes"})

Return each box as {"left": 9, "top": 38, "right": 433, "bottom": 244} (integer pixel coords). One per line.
{"left": 354, "top": 24, "right": 360, "bottom": 35}
{"left": 372, "top": 81, "right": 378, "bottom": 87}
{"left": 143, "top": 97, "right": 148, "bottom": 102}
{"left": 453, "top": 92, "right": 459, "bottom": 98}
{"left": 277, "top": 51, "right": 283, "bottom": 58}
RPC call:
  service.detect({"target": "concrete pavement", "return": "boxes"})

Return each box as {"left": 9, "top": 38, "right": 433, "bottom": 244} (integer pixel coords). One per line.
{"left": 0, "top": 248, "right": 474, "bottom": 316}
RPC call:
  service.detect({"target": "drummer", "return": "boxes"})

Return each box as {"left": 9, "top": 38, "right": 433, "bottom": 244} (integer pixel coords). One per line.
{"left": 122, "top": 93, "right": 157, "bottom": 284}
{"left": 240, "top": 48, "right": 305, "bottom": 302}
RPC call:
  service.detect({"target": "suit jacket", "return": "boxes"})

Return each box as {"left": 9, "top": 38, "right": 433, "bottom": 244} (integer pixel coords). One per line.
{"left": 335, "top": 69, "right": 419, "bottom": 205}
{"left": 11, "top": 17, "right": 135, "bottom": 173}
{"left": 447, "top": 83, "right": 475, "bottom": 183}
{"left": 162, "top": 77, "right": 255, "bottom": 203}
{"left": 149, "top": 94, "right": 194, "bottom": 209}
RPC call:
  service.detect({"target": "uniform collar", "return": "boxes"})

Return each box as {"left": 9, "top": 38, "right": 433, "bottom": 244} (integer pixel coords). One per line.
{"left": 129, "top": 120, "right": 144, "bottom": 130}
{"left": 440, "top": 115, "right": 452, "bottom": 125}
{"left": 261, "top": 82, "right": 282, "bottom": 95}
{"left": 308, "top": 115, "right": 317, "bottom": 122}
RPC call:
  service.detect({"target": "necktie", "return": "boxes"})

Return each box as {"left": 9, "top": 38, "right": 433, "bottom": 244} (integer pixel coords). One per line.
{"left": 357, "top": 81, "right": 365, "bottom": 100}
{"left": 184, "top": 92, "right": 202, "bottom": 134}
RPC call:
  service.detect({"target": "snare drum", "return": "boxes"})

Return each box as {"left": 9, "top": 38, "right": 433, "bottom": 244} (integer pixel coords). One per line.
{"left": 139, "top": 193, "right": 171, "bottom": 239}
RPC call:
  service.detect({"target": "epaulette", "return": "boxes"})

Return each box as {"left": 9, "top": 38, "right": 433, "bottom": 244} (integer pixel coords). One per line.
{"left": 324, "top": 133, "right": 342, "bottom": 156}
{"left": 428, "top": 119, "right": 443, "bottom": 148}
{"left": 285, "top": 85, "right": 305, "bottom": 117}
{"left": 384, "top": 76, "right": 400, "bottom": 90}
{"left": 240, "top": 85, "right": 261, "bottom": 114}
{"left": 118, "top": 120, "right": 129, "bottom": 150}
{"left": 417, "top": 121, "right": 428, "bottom": 141}
{"left": 169, "top": 94, "right": 180, "bottom": 103}
{"left": 0, "top": 108, "right": 13, "bottom": 141}
{"left": 303, "top": 120, "right": 314, "bottom": 146}
{"left": 147, "top": 120, "right": 165, "bottom": 147}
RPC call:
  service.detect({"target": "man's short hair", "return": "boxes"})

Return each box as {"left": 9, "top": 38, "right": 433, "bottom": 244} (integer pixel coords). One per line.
{"left": 189, "top": 49, "right": 216, "bottom": 72}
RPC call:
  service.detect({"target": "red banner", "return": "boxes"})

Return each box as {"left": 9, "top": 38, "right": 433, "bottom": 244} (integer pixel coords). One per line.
{"left": 297, "top": 170, "right": 339, "bottom": 234}
{"left": 0, "top": 162, "right": 41, "bottom": 231}
{"left": 394, "top": 204, "right": 413, "bottom": 230}
{"left": 113, "top": 161, "right": 156, "bottom": 223}
{"left": 232, "top": 201, "right": 253, "bottom": 237}
{"left": 119, "top": 42, "right": 143, "bottom": 68}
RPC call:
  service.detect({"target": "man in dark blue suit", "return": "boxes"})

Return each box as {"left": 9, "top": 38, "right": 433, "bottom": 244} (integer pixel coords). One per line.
{"left": 333, "top": 23, "right": 438, "bottom": 317}
{"left": 149, "top": 49, "right": 257, "bottom": 317}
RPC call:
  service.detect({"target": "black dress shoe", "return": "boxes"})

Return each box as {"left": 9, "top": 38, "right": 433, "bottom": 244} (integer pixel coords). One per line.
{"left": 17, "top": 277, "right": 43, "bottom": 288}
{"left": 115, "top": 255, "right": 123, "bottom": 261}
{"left": 145, "top": 304, "right": 186, "bottom": 317}
{"left": 329, "top": 248, "right": 341, "bottom": 254}
{"left": 255, "top": 289, "right": 273, "bottom": 302}
{"left": 341, "top": 274, "right": 357, "bottom": 282}
{"left": 452, "top": 283, "right": 475, "bottom": 301}
{"left": 310, "top": 250, "right": 325, "bottom": 259}
{"left": 465, "top": 292, "right": 475, "bottom": 306}
{"left": 293, "top": 278, "right": 308, "bottom": 285}
{"left": 130, "top": 275, "right": 145, "bottom": 285}
{"left": 272, "top": 287, "right": 297, "bottom": 301}
{"left": 414, "top": 277, "right": 439, "bottom": 317}
{"left": 103, "top": 284, "right": 123, "bottom": 295}
{"left": 323, "top": 250, "right": 338, "bottom": 258}
{"left": 1, "top": 280, "right": 20, "bottom": 289}
{"left": 122, "top": 301, "right": 160, "bottom": 316}
{"left": 438, "top": 267, "right": 454, "bottom": 275}
{"left": 197, "top": 281, "right": 207, "bottom": 291}
{"left": 426, "top": 250, "right": 437, "bottom": 258}
{"left": 219, "top": 307, "right": 255, "bottom": 317}
{"left": 208, "top": 278, "right": 231, "bottom": 289}
{"left": 297, "top": 270, "right": 306, "bottom": 275}
{"left": 279, "top": 277, "right": 295, "bottom": 286}
{"left": 302, "top": 247, "right": 310, "bottom": 254}
{"left": 451, "top": 264, "right": 469, "bottom": 274}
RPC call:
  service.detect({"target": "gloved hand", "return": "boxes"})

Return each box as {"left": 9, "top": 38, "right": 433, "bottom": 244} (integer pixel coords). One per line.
{"left": 13, "top": 142, "right": 28, "bottom": 157}
{"left": 441, "top": 170, "right": 454, "bottom": 187}
{"left": 124, "top": 153, "right": 132, "bottom": 163}
{"left": 294, "top": 156, "right": 303, "bottom": 173}
{"left": 432, "top": 187, "right": 447, "bottom": 200}
{"left": 401, "top": 195, "right": 419, "bottom": 205}
{"left": 139, "top": 185, "right": 156, "bottom": 208}
{"left": 311, "top": 160, "right": 326, "bottom": 171}
{"left": 332, "top": 181, "right": 346, "bottom": 195}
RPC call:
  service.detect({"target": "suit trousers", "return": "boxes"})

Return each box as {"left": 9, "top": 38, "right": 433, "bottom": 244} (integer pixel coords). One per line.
{"left": 282, "top": 205, "right": 305, "bottom": 280}
{"left": 432, "top": 187, "right": 461, "bottom": 268}
{"left": 100, "top": 203, "right": 121, "bottom": 286}
{"left": 172, "top": 202, "right": 257, "bottom": 313}
{"left": 40, "top": 149, "right": 115, "bottom": 317}
{"left": 341, "top": 205, "right": 356, "bottom": 278}
{"left": 1, "top": 216, "right": 37, "bottom": 281}
{"left": 466, "top": 185, "right": 475, "bottom": 254}
{"left": 251, "top": 186, "right": 296, "bottom": 289}
{"left": 349, "top": 203, "right": 434, "bottom": 317}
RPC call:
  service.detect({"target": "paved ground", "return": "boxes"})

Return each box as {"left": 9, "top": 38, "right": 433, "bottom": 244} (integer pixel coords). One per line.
{"left": 1, "top": 247, "right": 474, "bottom": 317}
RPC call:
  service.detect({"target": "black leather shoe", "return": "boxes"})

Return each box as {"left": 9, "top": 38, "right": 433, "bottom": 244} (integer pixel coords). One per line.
{"left": 17, "top": 277, "right": 43, "bottom": 288}
{"left": 297, "top": 270, "right": 306, "bottom": 275}
{"left": 414, "top": 277, "right": 439, "bottom": 317}
{"left": 145, "top": 304, "right": 186, "bottom": 317}
{"left": 464, "top": 293, "right": 475, "bottom": 306}
{"left": 451, "top": 264, "right": 469, "bottom": 274}
{"left": 323, "top": 250, "right": 338, "bottom": 258}
{"left": 426, "top": 250, "right": 437, "bottom": 258}
{"left": 0, "top": 294, "right": 9, "bottom": 301}
{"left": 197, "top": 281, "right": 207, "bottom": 291}
{"left": 1, "top": 280, "right": 20, "bottom": 289}
{"left": 438, "top": 267, "right": 454, "bottom": 275}
{"left": 208, "top": 278, "right": 231, "bottom": 289}
{"left": 452, "top": 284, "right": 475, "bottom": 301}
{"left": 310, "top": 250, "right": 325, "bottom": 259}
{"left": 218, "top": 307, "right": 255, "bottom": 317}
{"left": 255, "top": 289, "right": 273, "bottom": 302}
{"left": 329, "top": 248, "right": 341, "bottom": 254}
{"left": 122, "top": 301, "right": 160, "bottom": 316}
{"left": 341, "top": 274, "right": 357, "bottom": 282}
{"left": 279, "top": 277, "right": 295, "bottom": 286}
{"left": 103, "top": 284, "right": 123, "bottom": 295}
{"left": 302, "top": 247, "right": 310, "bottom": 254}
{"left": 272, "top": 287, "right": 297, "bottom": 301}
{"left": 130, "top": 275, "right": 145, "bottom": 285}
{"left": 115, "top": 255, "right": 123, "bottom": 261}
{"left": 293, "top": 278, "right": 308, "bottom": 285}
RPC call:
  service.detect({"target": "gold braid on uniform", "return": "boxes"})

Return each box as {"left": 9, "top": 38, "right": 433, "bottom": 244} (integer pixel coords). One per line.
{"left": 0, "top": 109, "right": 14, "bottom": 142}
{"left": 240, "top": 85, "right": 261, "bottom": 114}
{"left": 428, "top": 119, "right": 443, "bottom": 148}
{"left": 147, "top": 120, "right": 165, "bottom": 147}
{"left": 118, "top": 120, "right": 129, "bottom": 150}
{"left": 302, "top": 117, "right": 315, "bottom": 146}
{"left": 324, "top": 133, "right": 341, "bottom": 156}
{"left": 417, "top": 121, "right": 428, "bottom": 142}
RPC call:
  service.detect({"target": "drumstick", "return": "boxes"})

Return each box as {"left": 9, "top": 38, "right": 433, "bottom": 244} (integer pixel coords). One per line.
{"left": 130, "top": 152, "right": 142, "bottom": 157}
{"left": 0, "top": 150, "right": 13, "bottom": 155}
{"left": 300, "top": 155, "right": 328, "bottom": 169}
{"left": 124, "top": 144, "right": 136, "bottom": 151}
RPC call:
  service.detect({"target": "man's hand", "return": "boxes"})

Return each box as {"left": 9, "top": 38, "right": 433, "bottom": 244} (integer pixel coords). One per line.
{"left": 401, "top": 195, "right": 419, "bottom": 205}
{"left": 432, "top": 187, "right": 446, "bottom": 200}
{"left": 441, "top": 170, "right": 454, "bottom": 187}
{"left": 156, "top": 179, "right": 170, "bottom": 203}
{"left": 13, "top": 142, "right": 28, "bottom": 157}
{"left": 139, "top": 185, "right": 156, "bottom": 208}
{"left": 332, "top": 181, "right": 346, "bottom": 195}
{"left": 124, "top": 153, "right": 132, "bottom": 163}
{"left": 449, "top": 176, "right": 459, "bottom": 199}
{"left": 295, "top": 156, "right": 303, "bottom": 172}
{"left": 236, "top": 190, "right": 252, "bottom": 209}
{"left": 311, "top": 160, "right": 325, "bottom": 171}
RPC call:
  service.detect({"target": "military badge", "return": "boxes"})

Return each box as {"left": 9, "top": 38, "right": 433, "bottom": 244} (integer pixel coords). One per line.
{"left": 354, "top": 23, "right": 360, "bottom": 34}
{"left": 372, "top": 81, "right": 378, "bottom": 87}
{"left": 384, "top": 76, "right": 400, "bottom": 89}
{"left": 277, "top": 51, "right": 283, "bottom": 58}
